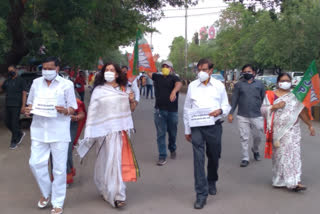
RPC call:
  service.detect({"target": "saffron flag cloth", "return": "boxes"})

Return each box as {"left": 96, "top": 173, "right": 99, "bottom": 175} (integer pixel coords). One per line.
{"left": 98, "top": 57, "right": 104, "bottom": 70}
{"left": 127, "top": 30, "right": 157, "bottom": 82}
{"left": 292, "top": 60, "right": 320, "bottom": 119}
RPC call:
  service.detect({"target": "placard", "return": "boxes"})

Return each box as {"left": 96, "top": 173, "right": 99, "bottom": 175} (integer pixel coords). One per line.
{"left": 31, "top": 97, "right": 58, "bottom": 118}
{"left": 188, "top": 108, "right": 215, "bottom": 127}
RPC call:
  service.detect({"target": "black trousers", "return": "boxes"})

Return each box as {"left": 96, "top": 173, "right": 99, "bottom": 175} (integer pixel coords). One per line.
{"left": 191, "top": 122, "right": 222, "bottom": 200}
{"left": 5, "top": 106, "right": 22, "bottom": 144}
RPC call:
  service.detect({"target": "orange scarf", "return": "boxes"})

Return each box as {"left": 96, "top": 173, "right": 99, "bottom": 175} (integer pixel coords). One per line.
{"left": 120, "top": 86, "right": 139, "bottom": 182}
{"left": 264, "top": 91, "right": 275, "bottom": 159}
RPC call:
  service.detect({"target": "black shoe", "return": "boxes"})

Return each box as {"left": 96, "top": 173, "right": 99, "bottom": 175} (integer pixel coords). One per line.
{"left": 170, "top": 151, "right": 176, "bottom": 159}
{"left": 240, "top": 160, "right": 249, "bottom": 167}
{"left": 194, "top": 199, "right": 206, "bottom": 209}
{"left": 209, "top": 183, "right": 217, "bottom": 195}
{"left": 251, "top": 148, "right": 261, "bottom": 161}
{"left": 9, "top": 143, "right": 17, "bottom": 150}
{"left": 157, "top": 158, "right": 167, "bottom": 166}
{"left": 16, "top": 132, "right": 25, "bottom": 145}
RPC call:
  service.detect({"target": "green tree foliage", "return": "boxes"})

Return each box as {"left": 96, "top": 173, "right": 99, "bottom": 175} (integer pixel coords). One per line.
{"left": 168, "top": 36, "right": 185, "bottom": 75}
{"left": 168, "top": 0, "right": 320, "bottom": 77}
{"left": 0, "top": 0, "right": 198, "bottom": 74}
{"left": 224, "top": 0, "right": 284, "bottom": 11}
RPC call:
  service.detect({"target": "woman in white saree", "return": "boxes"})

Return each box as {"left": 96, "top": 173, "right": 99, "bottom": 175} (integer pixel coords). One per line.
{"left": 261, "top": 73, "right": 315, "bottom": 191}
{"left": 77, "top": 63, "right": 139, "bottom": 208}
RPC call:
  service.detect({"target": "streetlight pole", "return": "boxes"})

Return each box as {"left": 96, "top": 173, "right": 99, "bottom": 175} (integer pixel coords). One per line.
{"left": 184, "top": 0, "right": 188, "bottom": 78}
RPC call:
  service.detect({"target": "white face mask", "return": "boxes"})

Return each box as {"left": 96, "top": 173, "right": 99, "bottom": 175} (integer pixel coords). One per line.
{"left": 198, "top": 71, "right": 209, "bottom": 82}
{"left": 278, "top": 82, "right": 292, "bottom": 90}
{"left": 104, "top": 71, "right": 116, "bottom": 82}
{"left": 42, "top": 69, "right": 57, "bottom": 81}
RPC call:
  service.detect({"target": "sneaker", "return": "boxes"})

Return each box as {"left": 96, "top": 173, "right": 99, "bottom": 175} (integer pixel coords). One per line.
{"left": 240, "top": 160, "right": 249, "bottom": 167}
{"left": 157, "top": 158, "right": 167, "bottom": 166}
{"left": 170, "top": 151, "right": 177, "bottom": 159}
{"left": 251, "top": 148, "right": 261, "bottom": 161}
{"left": 17, "top": 132, "right": 26, "bottom": 145}
{"left": 9, "top": 143, "right": 17, "bottom": 150}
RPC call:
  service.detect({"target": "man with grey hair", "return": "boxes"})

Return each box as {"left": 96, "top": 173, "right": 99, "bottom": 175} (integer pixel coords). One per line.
{"left": 184, "top": 58, "right": 231, "bottom": 209}
{"left": 147, "top": 60, "right": 182, "bottom": 166}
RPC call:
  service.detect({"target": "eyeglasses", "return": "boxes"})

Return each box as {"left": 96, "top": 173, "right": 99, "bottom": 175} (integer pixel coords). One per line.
{"left": 8, "top": 70, "right": 15, "bottom": 72}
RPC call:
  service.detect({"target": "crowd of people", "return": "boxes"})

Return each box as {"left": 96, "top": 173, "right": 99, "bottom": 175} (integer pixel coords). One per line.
{"left": 0, "top": 56, "right": 316, "bottom": 213}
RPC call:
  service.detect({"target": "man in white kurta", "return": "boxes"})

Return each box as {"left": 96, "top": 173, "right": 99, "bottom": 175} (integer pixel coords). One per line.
{"left": 26, "top": 57, "right": 77, "bottom": 214}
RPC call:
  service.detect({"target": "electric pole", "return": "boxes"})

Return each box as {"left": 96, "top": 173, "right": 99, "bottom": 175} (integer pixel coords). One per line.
{"left": 184, "top": 0, "right": 188, "bottom": 78}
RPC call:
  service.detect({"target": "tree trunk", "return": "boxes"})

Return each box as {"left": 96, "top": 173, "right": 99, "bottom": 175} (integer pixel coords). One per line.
{"left": 0, "top": 0, "right": 29, "bottom": 76}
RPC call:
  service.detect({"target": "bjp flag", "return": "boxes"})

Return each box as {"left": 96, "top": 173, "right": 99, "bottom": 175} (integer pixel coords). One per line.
{"left": 127, "top": 30, "right": 157, "bottom": 82}
{"left": 98, "top": 57, "right": 104, "bottom": 70}
{"left": 292, "top": 60, "right": 320, "bottom": 119}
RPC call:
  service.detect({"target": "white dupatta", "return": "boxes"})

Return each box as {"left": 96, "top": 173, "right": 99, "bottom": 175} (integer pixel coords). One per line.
{"left": 262, "top": 92, "right": 304, "bottom": 146}
{"left": 77, "top": 84, "right": 134, "bottom": 159}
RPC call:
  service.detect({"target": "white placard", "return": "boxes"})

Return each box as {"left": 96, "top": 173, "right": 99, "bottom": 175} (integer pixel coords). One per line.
{"left": 31, "top": 97, "right": 58, "bottom": 118}
{"left": 188, "top": 108, "right": 215, "bottom": 128}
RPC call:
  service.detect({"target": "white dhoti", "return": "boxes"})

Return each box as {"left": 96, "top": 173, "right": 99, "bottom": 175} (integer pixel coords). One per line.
{"left": 29, "top": 141, "right": 69, "bottom": 208}
{"left": 94, "top": 132, "right": 126, "bottom": 207}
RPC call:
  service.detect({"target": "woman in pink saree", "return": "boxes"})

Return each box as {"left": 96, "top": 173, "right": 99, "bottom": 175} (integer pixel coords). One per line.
{"left": 261, "top": 73, "right": 315, "bottom": 191}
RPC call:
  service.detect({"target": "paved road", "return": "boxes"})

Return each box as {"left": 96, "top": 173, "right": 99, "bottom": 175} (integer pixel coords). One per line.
{"left": 1, "top": 93, "right": 320, "bottom": 214}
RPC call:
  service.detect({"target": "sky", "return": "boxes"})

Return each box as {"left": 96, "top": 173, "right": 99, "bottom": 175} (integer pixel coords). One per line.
{"left": 120, "top": 0, "right": 228, "bottom": 61}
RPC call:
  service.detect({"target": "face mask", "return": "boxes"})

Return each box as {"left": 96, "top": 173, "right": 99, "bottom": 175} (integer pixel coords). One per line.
{"left": 42, "top": 69, "right": 57, "bottom": 81}
{"left": 278, "top": 82, "right": 291, "bottom": 90}
{"left": 243, "top": 73, "right": 254, "bottom": 80}
{"left": 8, "top": 71, "right": 16, "bottom": 77}
{"left": 161, "top": 68, "right": 170, "bottom": 76}
{"left": 104, "top": 71, "right": 115, "bottom": 82}
{"left": 198, "top": 71, "right": 209, "bottom": 82}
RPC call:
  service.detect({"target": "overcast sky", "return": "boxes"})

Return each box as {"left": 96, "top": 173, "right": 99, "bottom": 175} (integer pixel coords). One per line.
{"left": 121, "top": 0, "right": 228, "bottom": 61}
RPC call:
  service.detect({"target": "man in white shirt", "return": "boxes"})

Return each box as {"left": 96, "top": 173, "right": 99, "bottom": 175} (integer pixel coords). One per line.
{"left": 25, "top": 57, "right": 77, "bottom": 214}
{"left": 121, "top": 65, "right": 140, "bottom": 104}
{"left": 184, "top": 59, "right": 231, "bottom": 209}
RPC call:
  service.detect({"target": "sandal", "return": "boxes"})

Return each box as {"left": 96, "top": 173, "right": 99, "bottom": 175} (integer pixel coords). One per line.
{"left": 293, "top": 184, "right": 307, "bottom": 192}
{"left": 51, "top": 207, "right": 63, "bottom": 214}
{"left": 115, "top": 200, "right": 126, "bottom": 208}
{"left": 37, "top": 196, "right": 50, "bottom": 209}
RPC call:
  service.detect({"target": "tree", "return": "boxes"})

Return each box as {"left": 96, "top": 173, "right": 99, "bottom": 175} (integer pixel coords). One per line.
{"left": 168, "top": 36, "right": 185, "bottom": 76}
{"left": 0, "top": 0, "right": 199, "bottom": 75}
{"left": 224, "top": 0, "right": 284, "bottom": 11}
{"left": 192, "top": 32, "right": 199, "bottom": 45}
{"left": 168, "top": 0, "right": 320, "bottom": 75}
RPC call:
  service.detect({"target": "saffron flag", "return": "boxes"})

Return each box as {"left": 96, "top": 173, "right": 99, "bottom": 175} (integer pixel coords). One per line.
{"left": 98, "top": 57, "right": 104, "bottom": 70}
{"left": 292, "top": 60, "right": 320, "bottom": 119}
{"left": 127, "top": 30, "right": 157, "bottom": 82}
